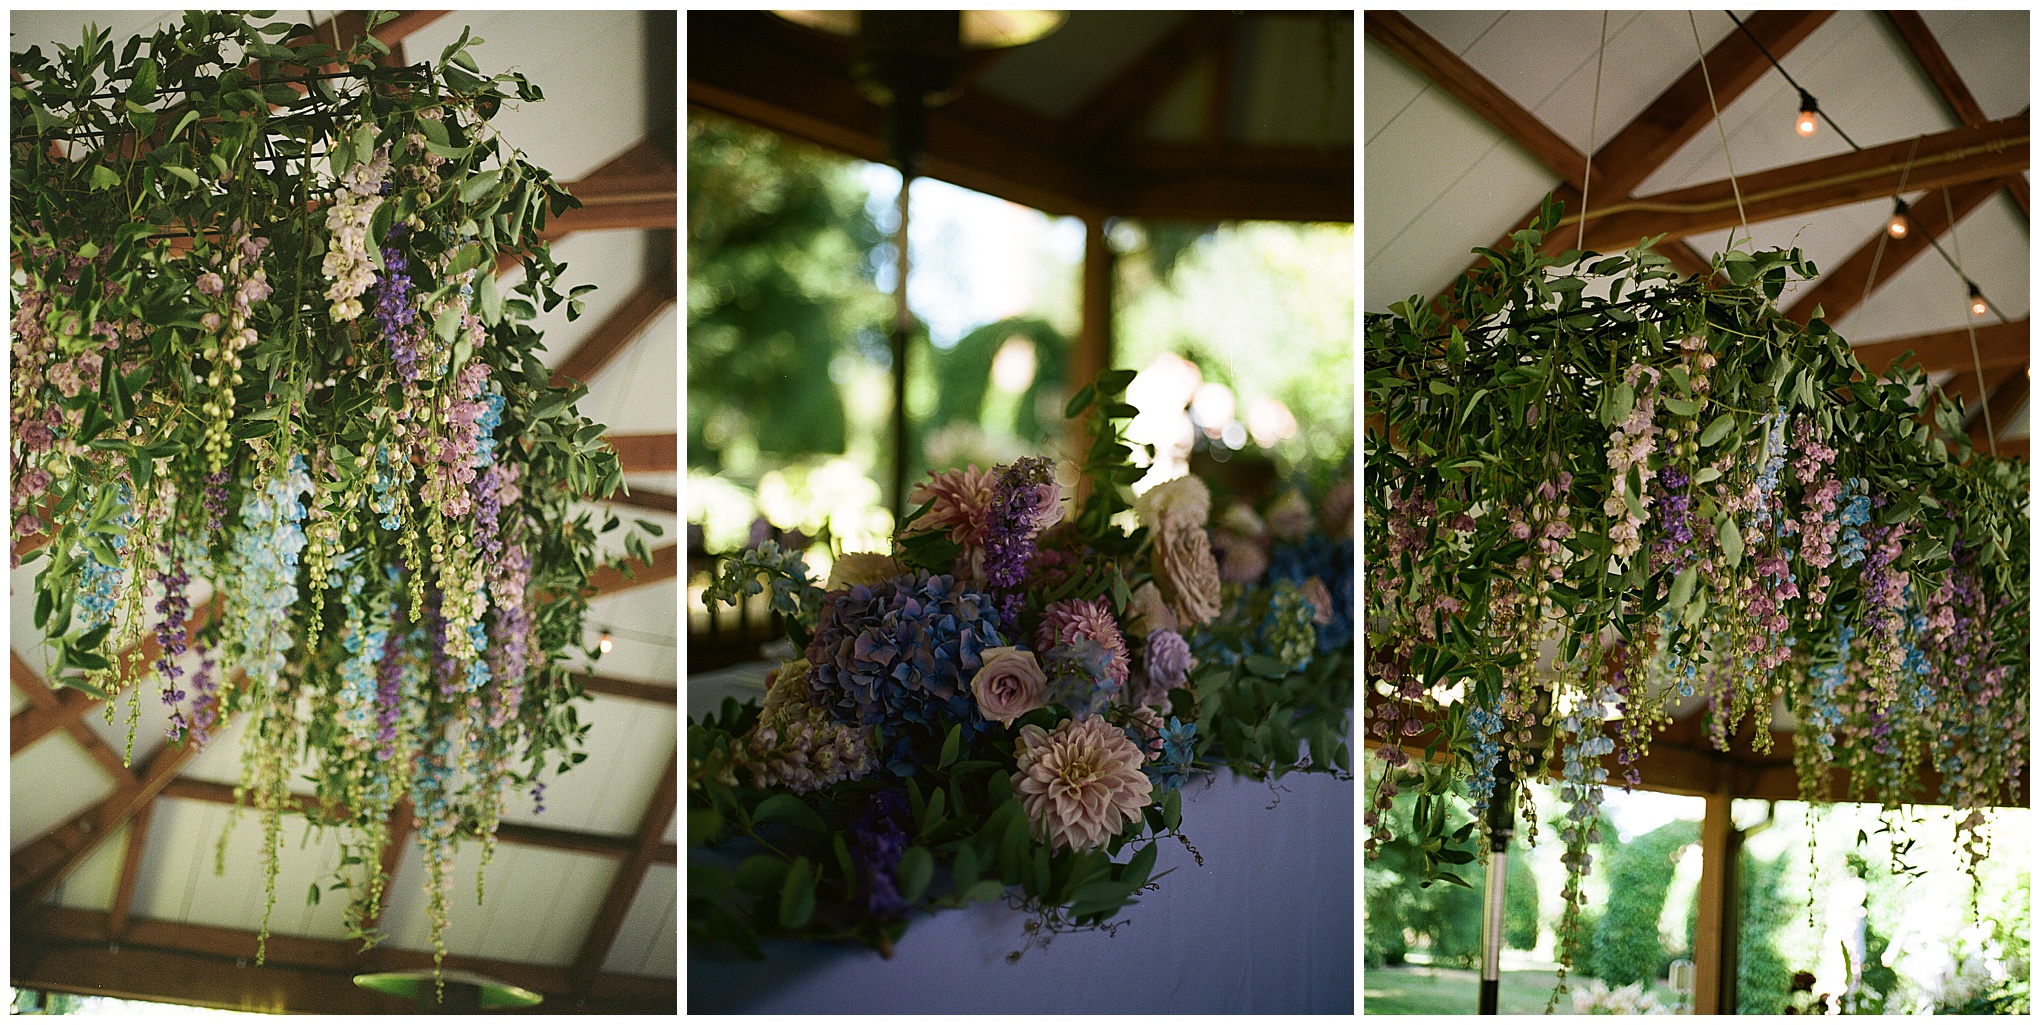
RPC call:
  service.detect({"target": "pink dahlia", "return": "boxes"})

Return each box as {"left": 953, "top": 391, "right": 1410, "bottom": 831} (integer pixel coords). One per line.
{"left": 905, "top": 465, "right": 998, "bottom": 580}
{"left": 1013, "top": 717, "right": 1153, "bottom": 852}
{"left": 1035, "top": 596, "right": 1130, "bottom": 688}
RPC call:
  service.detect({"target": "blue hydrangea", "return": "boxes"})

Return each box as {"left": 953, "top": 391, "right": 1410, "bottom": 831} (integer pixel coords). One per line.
{"left": 1042, "top": 637, "right": 1116, "bottom": 720}
{"left": 805, "top": 571, "right": 1006, "bottom": 765}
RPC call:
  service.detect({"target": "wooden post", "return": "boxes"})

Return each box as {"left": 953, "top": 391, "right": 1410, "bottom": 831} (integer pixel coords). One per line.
{"left": 1068, "top": 215, "right": 1115, "bottom": 491}
{"left": 1693, "top": 790, "right": 1734, "bottom": 1014}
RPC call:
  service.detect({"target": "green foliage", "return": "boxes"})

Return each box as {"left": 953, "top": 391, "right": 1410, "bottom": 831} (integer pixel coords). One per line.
{"left": 686, "top": 114, "right": 884, "bottom": 473}
{"left": 1587, "top": 820, "right": 1698, "bottom": 987}
{"left": 1364, "top": 766, "right": 1483, "bottom": 968}
{"left": 1736, "top": 851, "right": 1798, "bottom": 1015}
{"left": 1503, "top": 839, "right": 1540, "bottom": 951}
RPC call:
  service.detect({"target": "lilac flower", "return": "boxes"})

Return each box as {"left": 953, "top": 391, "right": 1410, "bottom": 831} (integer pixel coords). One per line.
{"left": 982, "top": 456, "right": 1062, "bottom": 592}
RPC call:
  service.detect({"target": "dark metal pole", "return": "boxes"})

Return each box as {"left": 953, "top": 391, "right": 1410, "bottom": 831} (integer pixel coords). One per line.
{"left": 1478, "top": 762, "right": 1516, "bottom": 1015}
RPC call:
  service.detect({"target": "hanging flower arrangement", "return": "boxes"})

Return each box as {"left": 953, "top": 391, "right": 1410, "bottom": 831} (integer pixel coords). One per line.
{"left": 1364, "top": 197, "right": 2028, "bottom": 987}
{"left": 11, "top": 13, "right": 653, "bottom": 968}
{"left": 687, "top": 372, "right": 1354, "bottom": 959}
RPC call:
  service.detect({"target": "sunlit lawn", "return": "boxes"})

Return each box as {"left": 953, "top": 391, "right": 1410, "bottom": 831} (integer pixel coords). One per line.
{"left": 1364, "top": 965, "right": 1686, "bottom": 1015}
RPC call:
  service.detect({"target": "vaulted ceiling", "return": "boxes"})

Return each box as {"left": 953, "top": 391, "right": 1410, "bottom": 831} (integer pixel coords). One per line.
{"left": 10, "top": 10, "right": 677, "bottom": 1013}
{"left": 1366, "top": 10, "right": 2029, "bottom": 456}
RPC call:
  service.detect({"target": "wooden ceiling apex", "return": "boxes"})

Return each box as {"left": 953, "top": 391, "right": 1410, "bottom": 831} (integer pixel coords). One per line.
{"left": 1850, "top": 318, "right": 2029, "bottom": 378}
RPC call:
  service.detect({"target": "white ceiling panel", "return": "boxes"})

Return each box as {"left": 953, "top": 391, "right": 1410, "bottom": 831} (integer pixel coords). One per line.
{"left": 495, "top": 696, "right": 674, "bottom": 838}
{"left": 46, "top": 821, "right": 127, "bottom": 913}
{"left": 131, "top": 796, "right": 354, "bottom": 940}
{"left": 379, "top": 840, "right": 619, "bottom": 967}
{"left": 601, "top": 864, "right": 677, "bottom": 977}
{"left": 1919, "top": 10, "right": 2030, "bottom": 121}
{"left": 12, "top": 732, "right": 118, "bottom": 849}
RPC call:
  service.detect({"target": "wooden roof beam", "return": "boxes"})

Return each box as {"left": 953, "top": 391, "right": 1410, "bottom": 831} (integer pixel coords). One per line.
{"left": 1885, "top": 11, "right": 2025, "bottom": 220}
{"left": 586, "top": 545, "right": 680, "bottom": 598}
{"left": 1967, "top": 366, "right": 2029, "bottom": 450}
{"left": 1430, "top": 11, "right": 1830, "bottom": 304}
{"left": 549, "top": 238, "right": 677, "bottom": 388}
{"left": 1573, "top": 113, "right": 2030, "bottom": 253}
{"left": 1785, "top": 178, "right": 2005, "bottom": 325}
{"left": 12, "top": 653, "right": 135, "bottom": 787}
{"left": 1364, "top": 11, "right": 1591, "bottom": 188}
{"left": 1063, "top": 12, "right": 1234, "bottom": 153}
{"left": 14, "top": 715, "right": 218, "bottom": 917}
{"left": 606, "top": 488, "right": 679, "bottom": 516}
{"left": 572, "top": 755, "right": 678, "bottom": 992}
{"left": 20, "top": 906, "right": 677, "bottom": 1012}
{"left": 1847, "top": 318, "right": 2028, "bottom": 377}
{"left": 9, "top": 597, "right": 222, "bottom": 745}
{"left": 607, "top": 432, "right": 677, "bottom": 474}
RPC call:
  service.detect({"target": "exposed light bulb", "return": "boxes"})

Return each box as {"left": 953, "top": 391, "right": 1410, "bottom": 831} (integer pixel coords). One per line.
{"left": 1887, "top": 199, "right": 1910, "bottom": 239}
{"left": 1796, "top": 89, "right": 1819, "bottom": 138}
{"left": 1968, "top": 283, "right": 1988, "bottom": 318}
{"left": 598, "top": 631, "right": 614, "bottom": 654}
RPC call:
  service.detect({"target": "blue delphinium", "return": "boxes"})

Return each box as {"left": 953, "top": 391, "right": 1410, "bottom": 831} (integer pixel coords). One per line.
{"left": 1143, "top": 717, "right": 1198, "bottom": 794}
{"left": 1807, "top": 626, "right": 1853, "bottom": 754}
{"left": 806, "top": 571, "right": 1006, "bottom": 762}
{"left": 1268, "top": 533, "right": 1354, "bottom": 652}
{"left": 230, "top": 455, "right": 313, "bottom": 688}
{"left": 1836, "top": 479, "right": 1872, "bottom": 567}
{"left": 1466, "top": 701, "right": 1505, "bottom": 817}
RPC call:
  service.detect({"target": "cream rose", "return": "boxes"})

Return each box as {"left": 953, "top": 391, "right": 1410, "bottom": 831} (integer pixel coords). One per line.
{"left": 970, "top": 646, "right": 1048, "bottom": 726}
{"left": 1134, "top": 475, "right": 1211, "bottom": 537}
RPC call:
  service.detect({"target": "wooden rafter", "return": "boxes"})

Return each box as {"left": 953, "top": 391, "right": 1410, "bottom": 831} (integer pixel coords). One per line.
{"left": 1784, "top": 178, "right": 2005, "bottom": 325}
{"left": 586, "top": 545, "right": 680, "bottom": 598}
{"left": 606, "top": 488, "right": 679, "bottom": 516}
{"left": 1883, "top": 10, "right": 2025, "bottom": 215}
{"left": 18, "top": 906, "right": 677, "bottom": 1013}
{"left": 14, "top": 716, "right": 219, "bottom": 916}
{"left": 12, "top": 653, "right": 134, "bottom": 785}
{"left": 105, "top": 800, "right": 153, "bottom": 941}
{"left": 153, "top": 778, "right": 676, "bottom": 865}
{"left": 1967, "top": 367, "right": 2029, "bottom": 449}
{"left": 1062, "top": 12, "right": 1233, "bottom": 153}
{"left": 607, "top": 432, "right": 678, "bottom": 474}
{"left": 572, "top": 754, "right": 678, "bottom": 992}
{"left": 1364, "top": 11, "right": 1591, "bottom": 188}
{"left": 579, "top": 674, "right": 678, "bottom": 705}
{"left": 494, "top": 141, "right": 679, "bottom": 275}
{"left": 549, "top": 239, "right": 677, "bottom": 388}
{"left": 1572, "top": 113, "right": 2030, "bottom": 253}
{"left": 1848, "top": 319, "right": 2028, "bottom": 377}
{"left": 689, "top": 11, "right": 1351, "bottom": 223}
{"left": 1431, "top": 11, "right": 1830, "bottom": 304}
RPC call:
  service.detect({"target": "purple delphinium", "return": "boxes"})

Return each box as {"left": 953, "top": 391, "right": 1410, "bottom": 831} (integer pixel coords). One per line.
{"left": 202, "top": 470, "right": 230, "bottom": 535}
{"left": 982, "top": 456, "right": 1060, "bottom": 592}
{"left": 375, "top": 629, "right": 406, "bottom": 762}
{"left": 373, "top": 226, "right": 422, "bottom": 382}
{"left": 847, "top": 790, "right": 911, "bottom": 917}
{"left": 153, "top": 540, "right": 190, "bottom": 714}
{"left": 1650, "top": 467, "right": 1694, "bottom": 571}
{"left": 176, "top": 643, "right": 222, "bottom": 747}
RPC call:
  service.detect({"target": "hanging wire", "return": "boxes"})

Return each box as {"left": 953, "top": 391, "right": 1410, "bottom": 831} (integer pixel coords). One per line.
{"left": 1725, "top": 11, "right": 1862, "bottom": 148}
{"left": 1861, "top": 136, "right": 1922, "bottom": 308}
{"left": 1722, "top": 10, "right": 2008, "bottom": 326}
{"left": 1577, "top": 12, "right": 1608, "bottom": 254}
{"left": 1690, "top": 12, "right": 1750, "bottom": 249}
{"left": 1946, "top": 185, "right": 1999, "bottom": 456}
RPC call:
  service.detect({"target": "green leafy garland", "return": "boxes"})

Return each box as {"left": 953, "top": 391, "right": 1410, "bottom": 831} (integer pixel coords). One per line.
{"left": 1364, "top": 196, "right": 2028, "bottom": 995}
{"left": 12, "top": 12, "right": 649, "bottom": 969}
{"left": 688, "top": 372, "right": 1354, "bottom": 959}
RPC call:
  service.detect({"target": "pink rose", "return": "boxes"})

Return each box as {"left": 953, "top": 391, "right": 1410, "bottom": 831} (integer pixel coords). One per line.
{"left": 1154, "top": 526, "right": 1222, "bottom": 627}
{"left": 970, "top": 647, "right": 1048, "bottom": 726}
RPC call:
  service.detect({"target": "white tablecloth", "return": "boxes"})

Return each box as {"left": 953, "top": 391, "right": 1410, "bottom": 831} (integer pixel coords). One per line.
{"left": 687, "top": 666, "right": 1354, "bottom": 1013}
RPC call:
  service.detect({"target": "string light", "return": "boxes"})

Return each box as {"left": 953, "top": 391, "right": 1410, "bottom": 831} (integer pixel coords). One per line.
{"left": 1968, "top": 282, "right": 1988, "bottom": 317}
{"left": 1887, "top": 199, "right": 1910, "bottom": 239}
{"left": 598, "top": 630, "right": 614, "bottom": 654}
{"left": 1795, "top": 88, "right": 1819, "bottom": 137}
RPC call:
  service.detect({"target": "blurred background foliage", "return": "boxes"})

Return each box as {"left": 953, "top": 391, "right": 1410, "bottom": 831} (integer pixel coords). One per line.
{"left": 686, "top": 111, "right": 1354, "bottom": 562}
{"left": 1363, "top": 759, "right": 2030, "bottom": 1016}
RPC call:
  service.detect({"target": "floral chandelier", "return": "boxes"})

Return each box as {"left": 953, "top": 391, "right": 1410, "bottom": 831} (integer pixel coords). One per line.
{"left": 11, "top": 13, "right": 650, "bottom": 967}
{"left": 1364, "top": 199, "right": 2028, "bottom": 985}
